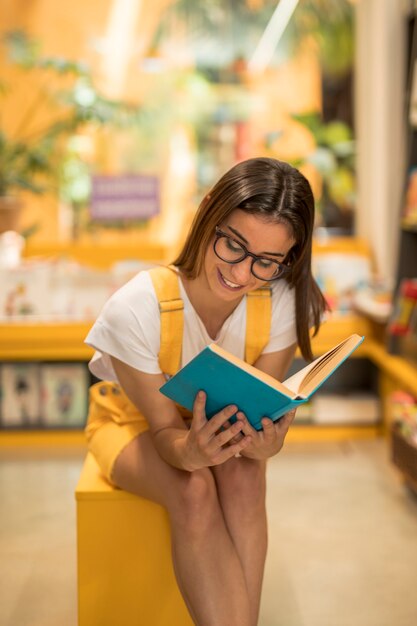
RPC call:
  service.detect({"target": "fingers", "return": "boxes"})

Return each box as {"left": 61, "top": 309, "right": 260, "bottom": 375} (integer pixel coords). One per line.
{"left": 210, "top": 435, "right": 251, "bottom": 465}
{"left": 192, "top": 392, "right": 238, "bottom": 437}
{"left": 235, "top": 412, "right": 256, "bottom": 436}
{"left": 209, "top": 419, "right": 244, "bottom": 449}
{"left": 218, "top": 408, "right": 297, "bottom": 462}
{"left": 222, "top": 420, "right": 245, "bottom": 445}
{"left": 189, "top": 398, "right": 297, "bottom": 465}
{"left": 238, "top": 408, "right": 296, "bottom": 444}
{"left": 205, "top": 405, "right": 239, "bottom": 436}
{"left": 191, "top": 390, "right": 207, "bottom": 429}
{"left": 190, "top": 392, "right": 247, "bottom": 465}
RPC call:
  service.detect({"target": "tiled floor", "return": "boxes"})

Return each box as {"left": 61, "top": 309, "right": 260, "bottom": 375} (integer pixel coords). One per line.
{"left": 1, "top": 438, "right": 417, "bottom": 626}
{"left": 263, "top": 439, "right": 417, "bottom": 626}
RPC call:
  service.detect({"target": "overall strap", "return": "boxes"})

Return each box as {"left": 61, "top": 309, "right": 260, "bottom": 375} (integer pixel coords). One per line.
{"left": 149, "top": 265, "right": 271, "bottom": 371}
{"left": 245, "top": 286, "right": 272, "bottom": 365}
{"left": 148, "top": 266, "right": 184, "bottom": 376}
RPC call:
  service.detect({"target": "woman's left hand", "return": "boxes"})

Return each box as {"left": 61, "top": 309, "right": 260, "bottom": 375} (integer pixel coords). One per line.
{"left": 234, "top": 409, "right": 296, "bottom": 460}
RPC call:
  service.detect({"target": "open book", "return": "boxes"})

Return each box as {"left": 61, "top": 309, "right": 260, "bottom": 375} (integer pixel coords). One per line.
{"left": 159, "top": 334, "right": 364, "bottom": 431}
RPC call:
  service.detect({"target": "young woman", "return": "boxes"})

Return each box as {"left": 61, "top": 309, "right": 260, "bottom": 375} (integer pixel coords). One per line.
{"left": 85, "top": 157, "right": 326, "bottom": 626}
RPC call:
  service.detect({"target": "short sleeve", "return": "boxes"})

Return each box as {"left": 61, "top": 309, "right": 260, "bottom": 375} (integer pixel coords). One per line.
{"left": 85, "top": 271, "right": 163, "bottom": 377}
{"left": 262, "top": 281, "right": 297, "bottom": 353}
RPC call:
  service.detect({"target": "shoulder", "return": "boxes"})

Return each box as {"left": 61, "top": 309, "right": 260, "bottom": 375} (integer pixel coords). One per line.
{"left": 261, "top": 280, "right": 297, "bottom": 353}
{"left": 270, "top": 279, "right": 296, "bottom": 326}
{"left": 100, "top": 270, "right": 158, "bottom": 324}
{"left": 147, "top": 265, "right": 181, "bottom": 299}
{"left": 270, "top": 279, "right": 295, "bottom": 308}
{"left": 116, "top": 268, "right": 156, "bottom": 299}
{"left": 86, "top": 269, "right": 163, "bottom": 374}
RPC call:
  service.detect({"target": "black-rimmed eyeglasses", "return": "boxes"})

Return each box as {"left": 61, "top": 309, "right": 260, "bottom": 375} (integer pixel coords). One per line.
{"left": 213, "top": 227, "right": 291, "bottom": 281}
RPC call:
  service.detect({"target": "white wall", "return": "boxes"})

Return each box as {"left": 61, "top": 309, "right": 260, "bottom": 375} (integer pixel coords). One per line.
{"left": 355, "top": 0, "right": 409, "bottom": 282}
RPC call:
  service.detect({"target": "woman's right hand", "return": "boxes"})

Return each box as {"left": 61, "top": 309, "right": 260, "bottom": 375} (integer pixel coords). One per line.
{"left": 183, "top": 391, "right": 251, "bottom": 471}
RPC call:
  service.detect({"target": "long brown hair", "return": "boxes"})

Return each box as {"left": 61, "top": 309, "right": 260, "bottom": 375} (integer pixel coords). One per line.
{"left": 174, "top": 157, "right": 327, "bottom": 361}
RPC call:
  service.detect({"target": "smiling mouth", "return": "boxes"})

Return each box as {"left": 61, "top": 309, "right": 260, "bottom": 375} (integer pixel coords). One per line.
{"left": 218, "top": 270, "right": 243, "bottom": 290}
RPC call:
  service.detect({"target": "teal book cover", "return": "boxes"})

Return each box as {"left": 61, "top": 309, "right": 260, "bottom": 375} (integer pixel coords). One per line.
{"left": 159, "top": 334, "right": 364, "bottom": 431}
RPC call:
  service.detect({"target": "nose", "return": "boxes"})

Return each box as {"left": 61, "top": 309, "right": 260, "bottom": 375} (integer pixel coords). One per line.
{"left": 229, "top": 256, "right": 253, "bottom": 283}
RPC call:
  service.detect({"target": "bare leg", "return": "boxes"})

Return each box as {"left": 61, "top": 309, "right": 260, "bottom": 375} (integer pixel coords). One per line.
{"left": 112, "top": 432, "right": 252, "bottom": 626}
{"left": 212, "top": 457, "right": 268, "bottom": 626}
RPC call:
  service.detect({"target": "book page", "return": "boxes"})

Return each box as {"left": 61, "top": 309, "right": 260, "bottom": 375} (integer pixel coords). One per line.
{"left": 283, "top": 334, "right": 362, "bottom": 397}
{"left": 210, "top": 343, "right": 297, "bottom": 398}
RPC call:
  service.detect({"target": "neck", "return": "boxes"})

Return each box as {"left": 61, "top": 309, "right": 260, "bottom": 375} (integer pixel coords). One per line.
{"left": 180, "top": 272, "right": 243, "bottom": 338}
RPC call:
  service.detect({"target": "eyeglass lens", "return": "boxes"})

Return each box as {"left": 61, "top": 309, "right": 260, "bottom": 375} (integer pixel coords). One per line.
{"left": 214, "top": 235, "right": 282, "bottom": 280}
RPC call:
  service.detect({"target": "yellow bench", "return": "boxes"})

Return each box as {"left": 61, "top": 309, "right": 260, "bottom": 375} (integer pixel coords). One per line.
{"left": 75, "top": 453, "right": 193, "bottom": 626}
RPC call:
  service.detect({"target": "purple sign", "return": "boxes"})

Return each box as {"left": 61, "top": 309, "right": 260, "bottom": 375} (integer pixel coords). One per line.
{"left": 90, "top": 174, "right": 160, "bottom": 220}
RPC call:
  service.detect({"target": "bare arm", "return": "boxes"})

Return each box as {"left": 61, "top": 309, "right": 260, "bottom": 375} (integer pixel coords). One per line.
{"left": 110, "top": 356, "right": 251, "bottom": 472}
{"left": 253, "top": 342, "right": 297, "bottom": 381}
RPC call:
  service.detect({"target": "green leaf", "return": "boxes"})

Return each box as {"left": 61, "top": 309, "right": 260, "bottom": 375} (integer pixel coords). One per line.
{"left": 317, "top": 121, "right": 353, "bottom": 146}
{"left": 0, "top": 29, "right": 144, "bottom": 198}
{"left": 3, "top": 30, "right": 40, "bottom": 67}
{"left": 38, "top": 57, "right": 90, "bottom": 77}
{"left": 291, "top": 112, "right": 322, "bottom": 137}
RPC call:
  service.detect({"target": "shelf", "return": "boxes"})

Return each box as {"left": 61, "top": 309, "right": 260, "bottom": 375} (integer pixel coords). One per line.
{"left": 0, "top": 424, "right": 383, "bottom": 447}
{"left": 0, "top": 430, "right": 87, "bottom": 446}
{"left": 400, "top": 219, "right": 417, "bottom": 233}
{"left": 23, "top": 240, "right": 171, "bottom": 268}
{"left": 0, "top": 322, "right": 94, "bottom": 360}
{"left": 22, "top": 235, "right": 373, "bottom": 272}
{"left": 287, "top": 424, "right": 383, "bottom": 442}
{"left": 365, "top": 339, "right": 417, "bottom": 397}
{"left": 0, "top": 313, "right": 372, "bottom": 362}
{"left": 311, "top": 314, "right": 372, "bottom": 355}
{"left": 22, "top": 200, "right": 192, "bottom": 269}
{"left": 312, "top": 236, "right": 372, "bottom": 257}
{"left": 391, "top": 423, "right": 417, "bottom": 494}
{"left": 0, "top": 312, "right": 405, "bottom": 446}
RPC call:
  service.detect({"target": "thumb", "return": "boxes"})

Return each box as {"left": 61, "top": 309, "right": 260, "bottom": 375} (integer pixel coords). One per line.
{"left": 276, "top": 408, "right": 296, "bottom": 434}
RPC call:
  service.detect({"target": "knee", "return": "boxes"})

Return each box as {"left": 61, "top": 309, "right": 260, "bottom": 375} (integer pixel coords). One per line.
{"left": 217, "top": 458, "right": 267, "bottom": 507}
{"left": 170, "top": 469, "right": 217, "bottom": 530}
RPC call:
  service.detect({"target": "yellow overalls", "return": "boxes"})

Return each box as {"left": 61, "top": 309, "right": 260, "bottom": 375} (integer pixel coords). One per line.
{"left": 85, "top": 266, "right": 272, "bottom": 482}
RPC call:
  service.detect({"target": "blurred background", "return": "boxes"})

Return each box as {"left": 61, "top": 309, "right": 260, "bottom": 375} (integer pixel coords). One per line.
{"left": 1, "top": 0, "right": 358, "bottom": 242}
{"left": 1, "top": 2, "right": 417, "bottom": 626}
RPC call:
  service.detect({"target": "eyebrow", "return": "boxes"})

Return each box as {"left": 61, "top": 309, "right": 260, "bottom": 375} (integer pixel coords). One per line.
{"left": 226, "top": 225, "right": 286, "bottom": 258}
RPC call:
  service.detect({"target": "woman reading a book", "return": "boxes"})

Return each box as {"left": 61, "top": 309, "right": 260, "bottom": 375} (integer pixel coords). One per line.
{"left": 85, "top": 157, "right": 326, "bottom": 626}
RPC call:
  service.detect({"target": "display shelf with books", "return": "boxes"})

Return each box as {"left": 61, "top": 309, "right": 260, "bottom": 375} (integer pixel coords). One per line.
{"left": 389, "top": 386, "right": 417, "bottom": 493}
{"left": 0, "top": 361, "right": 91, "bottom": 430}
{"left": 388, "top": 278, "right": 417, "bottom": 367}
{"left": 0, "top": 235, "right": 389, "bottom": 445}
{"left": 395, "top": 5, "right": 417, "bottom": 274}
{"left": 0, "top": 316, "right": 386, "bottom": 445}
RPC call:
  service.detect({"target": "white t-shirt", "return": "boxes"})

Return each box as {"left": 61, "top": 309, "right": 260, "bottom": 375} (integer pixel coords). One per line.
{"left": 85, "top": 269, "right": 297, "bottom": 382}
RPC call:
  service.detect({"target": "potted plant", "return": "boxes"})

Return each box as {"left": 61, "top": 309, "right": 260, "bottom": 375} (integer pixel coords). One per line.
{"left": 0, "top": 30, "right": 140, "bottom": 235}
